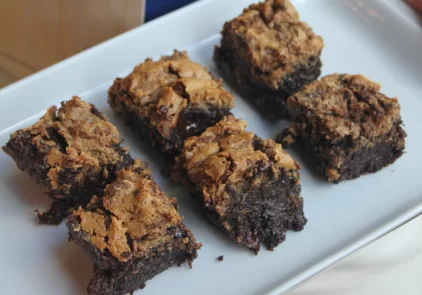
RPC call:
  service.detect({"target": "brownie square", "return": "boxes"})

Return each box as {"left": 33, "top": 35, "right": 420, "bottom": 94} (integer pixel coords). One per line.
{"left": 172, "top": 116, "right": 306, "bottom": 253}
{"left": 214, "top": 0, "right": 324, "bottom": 118}
{"left": 109, "top": 50, "right": 234, "bottom": 163}
{"left": 277, "top": 74, "right": 406, "bottom": 183}
{"left": 67, "top": 160, "right": 200, "bottom": 295}
{"left": 2, "top": 97, "right": 133, "bottom": 224}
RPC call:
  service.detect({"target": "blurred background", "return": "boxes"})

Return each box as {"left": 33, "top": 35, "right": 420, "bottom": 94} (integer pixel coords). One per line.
{"left": 0, "top": 0, "right": 197, "bottom": 88}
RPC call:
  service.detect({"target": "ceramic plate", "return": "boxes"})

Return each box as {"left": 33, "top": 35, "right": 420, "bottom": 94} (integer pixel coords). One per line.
{"left": 1, "top": 0, "right": 421, "bottom": 294}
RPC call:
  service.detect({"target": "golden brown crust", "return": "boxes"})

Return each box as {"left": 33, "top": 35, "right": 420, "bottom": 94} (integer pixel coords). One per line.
{"left": 222, "top": 0, "right": 324, "bottom": 89}
{"left": 173, "top": 116, "right": 299, "bottom": 216}
{"left": 288, "top": 74, "right": 403, "bottom": 143}
{"left": 78, "top": 211, "right": 108, "bottom": 251}
{"left": 12, "top": 96, "right": 126, "bottom": 193}
{"left": 109, "top": 50, "right": 234, "bottom": 138}
{"left": 74, "top": 160, "right": 183, "bottom": 262}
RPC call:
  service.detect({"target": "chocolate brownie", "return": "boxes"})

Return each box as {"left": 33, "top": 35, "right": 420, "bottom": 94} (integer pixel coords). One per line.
{"left": 172, "top": 116, "right": 306, "bottom": 253}
{"left": 2, "top": 97, "right": 133, "bottom": 224}
{"left": 214, "top": 0, "right": 324, "bottom": 118}
{"left": 67, "top": 160, "right": 201, "bottom": 295}
{"left": 109, "top": 50, "right": 234, "bottom": 163}
{"left": 277, "top": 74, "right": 406, "bottom": 183}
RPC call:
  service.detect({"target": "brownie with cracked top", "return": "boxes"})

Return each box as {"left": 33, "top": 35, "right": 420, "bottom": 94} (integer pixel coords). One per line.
{"left": 277, "top": 74, "right": 406, "bottom": 183}
{"left": 67, "top": 160, "right": 201, "bottom": 295}
{"left": 214, "top": 0, "right": 324, "bottom": 118}
{"left": 109, "top": 50, "right": 234, "bottom": 163}
{"left": 172, "top": 116, "right": 306, "bottom": 253}
{"left": 2, "top": 97, "right": 133, "bottom": 224}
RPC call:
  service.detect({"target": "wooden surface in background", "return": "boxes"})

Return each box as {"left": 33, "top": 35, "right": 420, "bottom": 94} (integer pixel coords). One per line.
{"left": 0, "top": 0, "right": 145, "bottom": 87}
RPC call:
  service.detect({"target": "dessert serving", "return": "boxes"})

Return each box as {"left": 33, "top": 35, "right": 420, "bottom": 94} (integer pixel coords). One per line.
{"left": 68, "top": 160, "right": 201, "bottom": 295}
{"left": 277, "top": 74, "right": 406, "bottom": 183}
{"left": 214, "top": 0, "right": 324, "bottom": 118}
{"left": 0, "top": 0, "right": 418, "bottom": 294}
{"left": 173, "top": 116, "right": 306, "bottom": 253}
{"left": 109, "top": 50, "right": 234, "bottom": 163}
{"left": 2, "top": 97, "right": 133, "bottom": 224}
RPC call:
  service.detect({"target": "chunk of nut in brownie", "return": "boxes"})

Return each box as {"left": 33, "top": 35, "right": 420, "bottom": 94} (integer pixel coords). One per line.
{"left": 67, "top": 160, "right": 201, "bottom": 295}
{"left": 277, "top": 74, "right": 406, "bottom": 183}
{"left": 109, "top": 50, "right": 234, "bottom": 162}
{"left": 214, "top": 0, "right": 324, "bottom": 118}
{"left": 2, "top": 97, "right": 133, "bottom": 224}
{"left": 173, "top": 116, "right": 306, "bottom": 253}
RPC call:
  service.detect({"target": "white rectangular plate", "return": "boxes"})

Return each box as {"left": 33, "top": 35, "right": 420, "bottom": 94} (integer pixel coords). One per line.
{"left": 1, "top": 0, "right": 421, "bottom": 294}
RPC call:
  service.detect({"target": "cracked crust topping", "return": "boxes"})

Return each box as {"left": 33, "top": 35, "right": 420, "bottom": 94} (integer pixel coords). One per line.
{"left": 288, "top": 74, "right": 403, "bottom": 142}
{"left": 173, "top": 115, "right": 299, "bottom": 215}
{"left": 283, "top": 74, "right": 406, "bottom": 182}
{"left": 220, "top": 0, "right": 324, "bottom": 89}
{"left": 71, "top": 161, "right": 185, "bottom": 262}
{"left": 7, "top": 96, "right": 127, "bottom": 192}
{"left": 109, "top": 50, "right": 234, "bottom": 138}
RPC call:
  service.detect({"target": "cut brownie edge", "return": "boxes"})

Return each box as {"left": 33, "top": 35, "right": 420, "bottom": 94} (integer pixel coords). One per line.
{"left": 67, "top": 214, "right": 199, "bottom": 271}
{"left": 277, "top": 127, "right": 406, "bottom": 183}
{"left": 323, "top": 123, "right": 406, "bottom": 183}
{"left": 190, "top": 168, "right": 306, "bottom": 253}
{"left": 87, "top": 240, "right": 195, "bottom": 295}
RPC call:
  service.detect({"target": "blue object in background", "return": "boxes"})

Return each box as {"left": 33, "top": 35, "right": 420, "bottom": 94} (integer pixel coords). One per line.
{"left": 145, "top": 0, "right": 199, "bottom": 22}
